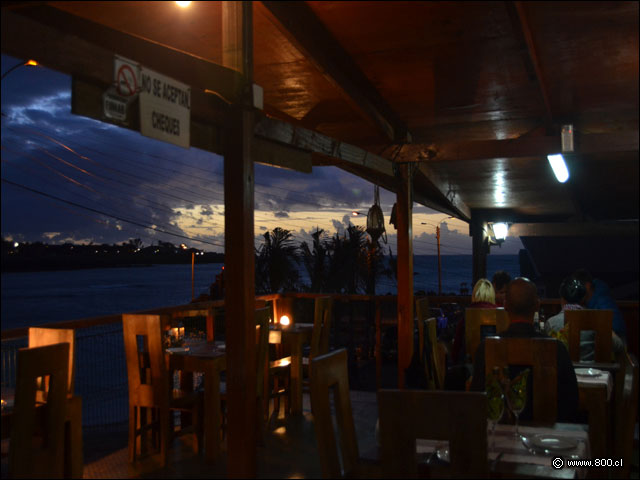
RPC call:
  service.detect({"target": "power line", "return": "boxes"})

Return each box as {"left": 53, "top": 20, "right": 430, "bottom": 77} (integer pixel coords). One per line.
{"left": 1, "top": 178, "right": 225, "bottom": 248}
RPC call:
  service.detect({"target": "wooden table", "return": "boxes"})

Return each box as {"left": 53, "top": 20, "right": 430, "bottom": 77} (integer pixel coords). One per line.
{"left": 269, "top": 323, "right": 313, "bottom": 415}
{"left": 415, "top": 423, "right": 590, "bottom": 479}
{"left": 167, "top": 341, "right": 226, "bottom": 463}
{"left": 576, "top": 367, "right": 613, "bottom": 472}
{"left": 1, "top": 390, "right": 83, "bottom": 478}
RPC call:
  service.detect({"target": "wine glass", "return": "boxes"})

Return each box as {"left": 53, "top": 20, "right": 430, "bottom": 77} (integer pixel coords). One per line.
{"left": 487, "top": 388, "right": 505, "bottom": 452}
{"left": 486, "top": 368, "right": 505, "bottom": 452}
{"left": 505, "top": 368, "right": 530, "bottom": 438}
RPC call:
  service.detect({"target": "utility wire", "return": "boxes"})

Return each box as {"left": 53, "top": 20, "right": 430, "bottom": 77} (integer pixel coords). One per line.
{"left": 1, "top": 178, "right": 225, "bottom": 248}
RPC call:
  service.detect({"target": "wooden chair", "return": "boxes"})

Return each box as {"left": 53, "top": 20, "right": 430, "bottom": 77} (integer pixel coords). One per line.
{"left": 564, "top": 309, "right": 613, "bottom": 362}
{"left": 9, "top": 343, "right": 70, "bottom": 479}
{"left": 122, "top": 314, "right": 204, "bottom": 467}
{"left": 465, "top": 308, "right": 509, "bottom": 362}
{"left": 308, "top": 296, "right": 334, "bottom": 363}
{"left": 310, "top": 348, "right": 380, "bottom": 478}
{"left": 378, "top": 389, "right": 488, "bottom": 478}
{"left": 613, "top": 352, "right": 638, "bottom": 478}
{"left": 28, "top": 327, "right": 76, "bottom": 395}
{"left": 484, "top": 337, "right": 557, "bottom": 423}
{"left": 171, "top": 306, "right": 215, "bottom": 342}
{"left": 417, "top": 316, "right": 446, "bottom": 390}
{"left": 221, "top": 307, "right": 270, "bottom": 441}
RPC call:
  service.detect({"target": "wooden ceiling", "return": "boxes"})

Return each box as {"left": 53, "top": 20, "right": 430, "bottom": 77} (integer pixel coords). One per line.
{"left": 2, "top": 1, "right": 638, "bottom": 229}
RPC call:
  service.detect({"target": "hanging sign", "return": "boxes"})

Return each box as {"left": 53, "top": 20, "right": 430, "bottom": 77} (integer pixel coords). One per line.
{"left": 102, "top": 90, "right": 128, "bottom": 121}
{"left": 139, "top": 66, "right": 191, "bottom": 149}
{"left": 114, "top": 56, "right": 140, "bottom": 97}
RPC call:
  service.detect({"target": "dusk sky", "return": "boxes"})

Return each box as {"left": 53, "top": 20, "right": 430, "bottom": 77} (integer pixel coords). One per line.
{"left": 1, "top": 53, "right": 523, "bottom": 256}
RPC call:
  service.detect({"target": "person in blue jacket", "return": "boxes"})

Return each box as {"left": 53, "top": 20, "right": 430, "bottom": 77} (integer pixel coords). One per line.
{"left": 572, "top": 269, "right": 626, "bottom": 343}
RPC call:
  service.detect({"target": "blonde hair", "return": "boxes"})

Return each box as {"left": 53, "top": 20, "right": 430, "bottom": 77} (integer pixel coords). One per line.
{"left": 472, "top": 278, "right": 495, "bottom": 304}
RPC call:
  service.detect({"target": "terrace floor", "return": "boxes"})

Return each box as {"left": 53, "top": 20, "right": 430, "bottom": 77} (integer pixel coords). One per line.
{"left": 81, "top": 390, "right": 379, "bottom": 479}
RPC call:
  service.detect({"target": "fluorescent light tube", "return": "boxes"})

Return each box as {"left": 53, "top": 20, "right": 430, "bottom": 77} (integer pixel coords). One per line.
{"left": 547, "top": 154, "right": 569, "bottom": 183}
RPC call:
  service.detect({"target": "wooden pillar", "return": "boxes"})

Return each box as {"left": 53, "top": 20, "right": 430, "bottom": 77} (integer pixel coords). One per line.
{"left": 396, "top": 164, "right": 414, "bottom": 388}
{"left": 471, "top": 218, "right": 489, "bottom": 287}
{"left": 223, "top": 2, "right": 256, "bottom": 477}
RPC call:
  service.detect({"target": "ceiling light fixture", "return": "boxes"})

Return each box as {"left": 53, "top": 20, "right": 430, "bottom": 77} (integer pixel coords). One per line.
{"left": 547, "top": 124, "right": 573, "bottom": 183}
{"left": 175, "top": 1, "right": 192, "bottom": 8}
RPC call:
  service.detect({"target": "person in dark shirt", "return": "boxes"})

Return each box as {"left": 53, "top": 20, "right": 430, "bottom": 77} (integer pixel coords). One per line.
{"left": 572, "top": 269, "right": 627, "bottom": 343}
{"left": 492, "top": 270, "right": 511, "bottom": 307}
{"left": 470, "top": 277, "right": 579, "bottom": 423}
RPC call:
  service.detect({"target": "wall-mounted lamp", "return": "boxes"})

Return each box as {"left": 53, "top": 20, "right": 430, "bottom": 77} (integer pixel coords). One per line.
{"left": 547, "top": 124, "right": 572, "bottom": 183}
{"left": 488, "top": 222, "right": 509, "bottom": 246}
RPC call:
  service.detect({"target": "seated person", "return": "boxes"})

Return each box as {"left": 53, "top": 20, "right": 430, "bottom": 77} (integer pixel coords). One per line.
{"left": 470, "top": 277, "right": 579, "bottom": 423}
{"left": 451, "top": 278, "right": 497, "bottom": 365}
{"left": 545, "top": 276, "right": 624, "bottom": 362}
{"left": 572, "top": 269, "right": 627, "bottom": 343}
{"left": 492, "top": 270, "right": 511, "bottom": 307}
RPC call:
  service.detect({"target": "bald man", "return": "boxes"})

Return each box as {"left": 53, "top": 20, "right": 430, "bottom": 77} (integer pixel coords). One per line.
{"left": 470, "top": 277, "right": 579, "bottom": 423}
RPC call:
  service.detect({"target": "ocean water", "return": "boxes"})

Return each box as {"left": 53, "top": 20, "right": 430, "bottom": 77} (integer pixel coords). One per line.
{"left": 1, "top": 255, "right": 520, "bottom": 330}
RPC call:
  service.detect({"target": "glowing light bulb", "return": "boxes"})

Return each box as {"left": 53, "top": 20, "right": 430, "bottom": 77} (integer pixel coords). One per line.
{"left": 175, "top": 1, "right": 192, "bottom": 7}
{"left": 280, "top": 315, "right": 290, "bottom": 326}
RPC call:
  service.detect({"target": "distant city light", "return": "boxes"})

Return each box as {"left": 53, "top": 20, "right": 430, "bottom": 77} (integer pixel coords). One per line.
{"left": 26, "top": 60, "right": 38, "bottom": 66}
{"left": 13, "top": 242, "right": 19, "bottom": 248}
{"left": 547, "top": 154, "right": 570, "bottom": 183}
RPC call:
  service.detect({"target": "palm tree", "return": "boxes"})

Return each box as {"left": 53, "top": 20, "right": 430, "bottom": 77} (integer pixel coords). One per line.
{"left": 326, "top": 225, "right": 369, "bottom": 294}
{"left": 299, "top": 228, "right": 330, "bottom": 292}
{"left": 255, "top": 227, "right": 300, "bottom": 294}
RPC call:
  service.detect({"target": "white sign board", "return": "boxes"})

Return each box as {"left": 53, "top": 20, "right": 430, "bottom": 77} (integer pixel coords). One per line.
{"left": 103, "top": 90, "right": 128, "bottom": 121}
{"left": 139, "top": 67, "right": 191, "bottom": 149}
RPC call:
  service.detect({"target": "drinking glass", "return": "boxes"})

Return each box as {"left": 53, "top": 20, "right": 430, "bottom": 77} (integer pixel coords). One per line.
{"left": 487, "top": 389, "right": 505, "bottom": 451}
{"left": 505, "top": 368, "right": 530, "bottom": 438}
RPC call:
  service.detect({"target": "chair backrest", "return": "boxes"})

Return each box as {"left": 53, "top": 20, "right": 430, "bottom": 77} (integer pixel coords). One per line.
{"left": 10, "top": 343, "right": 70, "bottom": 479}
{"left": 122, "top": 314, "right": 171, "bottom": 410}
{"left": 426, "top": 318, "right": 446, "bottom": 389}
{"left": 564, "top": 309, "right": 613, "bottom": 362}
{"left": 465, "top": 308, "right": 509, "bottom": 362}
{"left": 416, "top": 297, "right": 429, "bottom": 364}
{"left": 613, "top": 352, "right": 639, "bottom": 478}
{"left": 29, "top": 327, "right": 75, "bottom": 394}
{"left": 171, "top": 307, "right": 215, "bottom": 341}
{"left": 255, "top": 307, "right": 270, "bottom": 397}
{"left": 378, "top": 389, "right": 488, "bottom": 477}
{"left": 310, "top": 296, "right": 334, "bottom": 359}
{"left": 418, "top": 316, "right": 446, "bottom": 390}
{"left": 310, "top": 348, "right": 358, "bottom": 478}
{"left": 484, "top": 337, "right": 557, "bottom": 423}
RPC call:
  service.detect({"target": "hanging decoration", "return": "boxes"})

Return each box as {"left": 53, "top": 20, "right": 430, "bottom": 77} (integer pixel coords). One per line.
{"left": 366, "top": 185, "right": 387, "bottom": 243}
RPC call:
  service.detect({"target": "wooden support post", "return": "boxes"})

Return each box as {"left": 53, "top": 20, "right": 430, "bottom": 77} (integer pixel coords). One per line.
{"left": 375, "top": 298, "right": 382, "bottom": 391}
{"left": 471, "top": 218, "right": 489, "bottom": 287}
{"left": 396, "top": 164, "right": 414, "bottom": 388}
{"left": 224, "top": 2, "right": 255, "bottom": 477}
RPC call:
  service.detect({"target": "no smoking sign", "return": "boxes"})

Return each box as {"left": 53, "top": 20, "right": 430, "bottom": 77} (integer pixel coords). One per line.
{"left": 114, "top": 56, "right": 140, "bottom": 97}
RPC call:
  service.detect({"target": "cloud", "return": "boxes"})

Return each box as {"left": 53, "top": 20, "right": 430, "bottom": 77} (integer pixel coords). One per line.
{"left": 200, "top": 205, "right": 214, "bottom": 216}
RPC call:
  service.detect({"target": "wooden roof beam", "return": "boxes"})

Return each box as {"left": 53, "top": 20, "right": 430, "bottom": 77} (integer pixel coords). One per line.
{"left": 397, "top": 132, "right": 639, "bottom": 163}
{"left": 254, "top": 115, "right": 468, "bottom": 218}
{"left": 261, "top": 1, "right": 411, "bottom": 143}
{"left": 510, "top": 222, "right": 639, "bottom": 237}
{"left": 509, "top": 1, "right": 554, "bottom": 125}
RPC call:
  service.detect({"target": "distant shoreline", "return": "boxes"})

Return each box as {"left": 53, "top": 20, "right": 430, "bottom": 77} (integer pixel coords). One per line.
{"left": 1, "top": 253, "right": 225, "bottom": 273}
